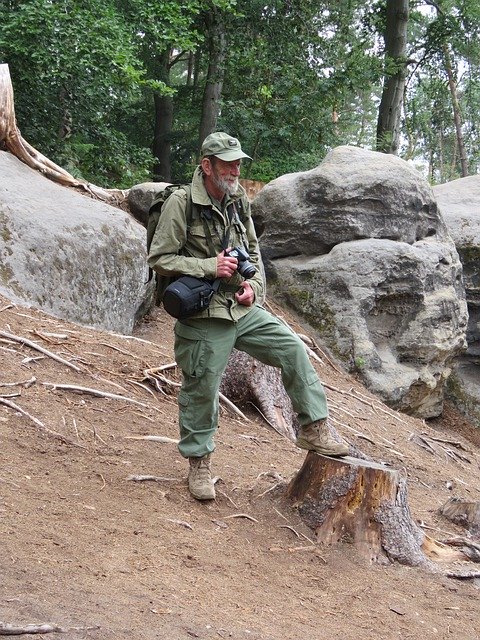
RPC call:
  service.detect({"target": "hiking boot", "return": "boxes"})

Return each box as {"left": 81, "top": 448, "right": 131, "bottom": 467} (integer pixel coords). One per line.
{"left": 188, "top": 455, "right": 216, "bottom": 500}
{"left": 295, "top": 420, "right": 349, "bottom": 457}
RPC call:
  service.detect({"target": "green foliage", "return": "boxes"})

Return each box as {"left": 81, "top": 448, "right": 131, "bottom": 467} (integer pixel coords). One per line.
{"left": 1, "top": 0, "right": 480, "bottom": 186}
{"left": 402, "top": 1, "right": 480, "bottom": 180}
{"left": 0, "top": 0, "right": 157, "bottom": 186}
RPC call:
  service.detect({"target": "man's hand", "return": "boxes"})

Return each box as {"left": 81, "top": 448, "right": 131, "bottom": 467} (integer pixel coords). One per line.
{"left": 216, "top": 248, "right": 238, "bottom": 278}
{"left": 236, "top": 281, "right": 255, "bottom": 306}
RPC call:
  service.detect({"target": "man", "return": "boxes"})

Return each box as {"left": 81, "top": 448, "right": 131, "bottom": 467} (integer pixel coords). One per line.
{"left": 148, "top": 132, "right": 349, "bottom": 501}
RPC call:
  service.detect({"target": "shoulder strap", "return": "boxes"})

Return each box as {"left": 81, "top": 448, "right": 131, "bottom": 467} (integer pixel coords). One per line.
{"left": 182, "top": 184, "right": 193, "bottom": 225}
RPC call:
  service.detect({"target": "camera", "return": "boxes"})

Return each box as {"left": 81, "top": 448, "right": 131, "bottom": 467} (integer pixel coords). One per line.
{"left": 226, "top": 246, "right": 257, "bottom": 279}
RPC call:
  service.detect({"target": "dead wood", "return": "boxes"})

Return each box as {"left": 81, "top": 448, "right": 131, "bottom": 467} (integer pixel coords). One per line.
{"left": 127, "top": 474, "right": 177, "bottom": 483}
{"left": 0, "top": 63, "right": 127, "bottom": 207}
{"left": 441, "top": 537, "right": 480, "bottom": 562}
{"left": 220, "top": 349, "right": 297, "bottom": 439}
{"left": 0, "top": 330, "right": 83, "bottom": 372}
{"left": 0, "top": 397, "right": 84, "bottom": 448}
{"left": 287, "top": 452, "right": 432, "bottom": 567}
{"left": 444, "top": 570, "right": 480, "bottom": 580}
{"left": 125, "top": 435, "right": 179, "bottom": 444}
{"left": 42, "top": 382, "right": 158, "bottom": 411}
{"left": 421, "top": 534, "right": 467, "bottom": 563}
{"left": 0, "top": 622, "right": 98, "bottom": 635}
{"left": 439, "top": 497, "right": 480, "bottom": 537}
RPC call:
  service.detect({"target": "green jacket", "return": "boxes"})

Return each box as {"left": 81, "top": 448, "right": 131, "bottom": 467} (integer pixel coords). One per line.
{"left": 147, "top": 166, "right": 265, "bottom": 322}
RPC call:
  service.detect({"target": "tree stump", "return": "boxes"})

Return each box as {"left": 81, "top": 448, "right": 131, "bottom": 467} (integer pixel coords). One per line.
{"left": 220, "top": 349, "right": 297, "bottom": 440}
{"left": 439, "top": 497, "right": 480, "bottom": 538}
{"left": 287, "top": 452, "right": 431, "bottom": 566}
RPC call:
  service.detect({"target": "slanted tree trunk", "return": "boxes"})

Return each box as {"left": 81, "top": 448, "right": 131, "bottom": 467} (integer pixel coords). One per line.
{"left": 425, "top": 1, "right": 469, "bottom": 178}
{"left": 0, "top": 63, "right": 80, "bottom": 187}
{"left": 0, "top": 64, "right": 126, "bottom": 205}
{"left": 376, "top": 0, "right": 409, "bottom": 154}
{"left": 287, "top": 452, "right": 432, "bottom": 566}
{"left": 198, "top": 7, "right": 227, "bottom": 149}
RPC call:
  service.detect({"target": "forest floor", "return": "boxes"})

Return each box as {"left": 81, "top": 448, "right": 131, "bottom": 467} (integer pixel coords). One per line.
{"left": 1, "top": 293, "right": 479, "bottom": 640}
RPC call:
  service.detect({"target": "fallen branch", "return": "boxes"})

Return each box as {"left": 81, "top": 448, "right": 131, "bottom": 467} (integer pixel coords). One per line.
{"left": 42, "top": 383, "right": 159, "bottom": 411}
{"left": 222, "top": 513, "right": 259, "bottom": 523}
{"left": 0, "top": 622, "right": 99, "bottom": 635}
{"left": 125, "top": 435, "right": 179, "bottom": 444}
{"left": 0, "top": 397, "right": 85, "bottom": 448}
{"left": 167, "top": 519, "right": 193, "bottom": 530}
{"left": 445, "top": 570, "right": 480, "bottom": 580}
{"left": 220, "top": 393, "right": 250, "bottom": 421}
{"left": 0, "top": 330, "right": 82, "bottom": 372}
{"left": 127, "top": 474, "right": 177, "bottom": 483}
{"left": 0, "top": 377, "right": 36, "bottom": 389}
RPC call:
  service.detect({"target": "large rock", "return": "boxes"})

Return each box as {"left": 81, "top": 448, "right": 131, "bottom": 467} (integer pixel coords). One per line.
{"left": 253, "top": 146, "right": 468, "bottom": 418}
{"left": 434, "top": 175, "right": 480, "bottom": 427}
{"left": 0, "top": 152, "right": 150, "bottom": 334}
{"left": 254, "top": 145, "right": 451, "bottom": 261}
{"left": 127, "top": 181, "right": 170, "bottom": 226}
{"left": 434, "top": 175, "right": 480, "bottom": 356}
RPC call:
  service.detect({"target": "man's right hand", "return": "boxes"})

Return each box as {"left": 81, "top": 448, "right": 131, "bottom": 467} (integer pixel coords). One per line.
{"left": 216, "top": 248, "right": 238, "bottom": 278}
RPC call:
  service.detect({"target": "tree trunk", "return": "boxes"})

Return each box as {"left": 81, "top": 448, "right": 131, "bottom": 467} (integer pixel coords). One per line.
{"left": 198, "top": 8, "right": 227, "bottom": 150}
{"left": 0, "top": 63, "right": 80, "bottom": 186}
{"left": 442, "top": 43, "right": 469, "bottom": 177}
{"left": 376, "top": 0, "right": 409, "bottom": 154}
{"left": 152, "top": 51, "right": 173, "bottom": 182}
{"left": 287, "top": 452, "right": 432, "bottom": 566}
{"left": 220, "top": 349, "right": 297, "bottom": 440}
{"left": 0, "top": 63, "right": 126, "bottom": 204}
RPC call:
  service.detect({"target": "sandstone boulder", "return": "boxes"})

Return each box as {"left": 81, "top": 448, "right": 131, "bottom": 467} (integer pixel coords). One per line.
{"left": 434, "top": 175, "right": 480, "bottom": 427}
{"left": 127, "top": 181, "right": 171, "bottom": 227}
{"left": 253, "top": 146, "right": 468, "bottom": 418}
{"left": 0, "top": 152, "right": 150, "bottom": 334}
{"left": 434, "top": 175, "right": 480, "bottom": 356}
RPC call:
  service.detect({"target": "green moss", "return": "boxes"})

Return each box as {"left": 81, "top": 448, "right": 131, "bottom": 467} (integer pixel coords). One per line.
{"left": 1, "top": 227, "right": 11, "bottom": 242}
{"left": 0, "top": 263, "right": 14, "bottom": 285}
{"left": 446, "top": 373, "right": 480, "bottom": 428}
{"left": 459, "top": 244, "right": 480, "bottom": 264}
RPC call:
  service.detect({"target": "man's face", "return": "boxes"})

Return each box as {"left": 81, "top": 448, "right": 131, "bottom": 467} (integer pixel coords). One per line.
{"left": 210, "top": 158, "right": 241, "bottom": 196}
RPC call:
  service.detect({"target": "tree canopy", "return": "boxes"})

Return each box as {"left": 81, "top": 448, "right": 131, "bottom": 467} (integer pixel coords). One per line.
{"left": 1, "top": 0, "right": 479, "bottom": 187}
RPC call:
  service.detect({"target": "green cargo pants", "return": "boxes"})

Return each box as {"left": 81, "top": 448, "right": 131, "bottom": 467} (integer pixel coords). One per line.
{"left": 174, "top": 304, "right": 328, "bottom": 458}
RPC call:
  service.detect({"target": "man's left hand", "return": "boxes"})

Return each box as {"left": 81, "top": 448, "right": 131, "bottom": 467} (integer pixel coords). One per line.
{"left": 236, "top": 281, "right": 255, "bottom": 306}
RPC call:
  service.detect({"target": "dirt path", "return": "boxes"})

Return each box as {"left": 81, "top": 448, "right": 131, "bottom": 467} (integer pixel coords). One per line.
{"left": 1, "top": 296, "right": 479, "bottom": 639}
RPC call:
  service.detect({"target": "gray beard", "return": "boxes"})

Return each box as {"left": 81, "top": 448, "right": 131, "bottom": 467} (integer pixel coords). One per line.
{"left": 213, "top": 175, "right": 239, "bottom": 196}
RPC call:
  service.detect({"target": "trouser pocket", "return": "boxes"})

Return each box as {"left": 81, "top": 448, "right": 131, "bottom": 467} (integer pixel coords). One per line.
{"left": 174, "top": 321, "right": 208, "bottom": 377}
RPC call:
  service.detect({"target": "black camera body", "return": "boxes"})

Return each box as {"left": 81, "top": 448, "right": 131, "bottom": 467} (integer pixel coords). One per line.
{"left": 226, "top": 246, "right": 257, "bottom": 279}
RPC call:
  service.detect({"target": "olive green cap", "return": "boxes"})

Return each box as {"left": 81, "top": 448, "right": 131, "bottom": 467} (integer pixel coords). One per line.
{"left": 201, "top": 132, "right": 251, "bottom": 161}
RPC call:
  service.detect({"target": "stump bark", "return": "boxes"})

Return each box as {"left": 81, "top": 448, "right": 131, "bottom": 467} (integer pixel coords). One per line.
{"left": 287, "top": 452, "right": 430, "bottom": 566}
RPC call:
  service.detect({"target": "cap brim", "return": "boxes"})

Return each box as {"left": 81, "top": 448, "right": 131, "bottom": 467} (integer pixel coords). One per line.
{"left": 213, "top": 150, "right": 251, "bottom": 161}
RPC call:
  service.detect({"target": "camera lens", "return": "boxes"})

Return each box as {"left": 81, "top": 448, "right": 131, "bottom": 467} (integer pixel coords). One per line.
{"left": 238, "top": 261, "right": 256, "bottom": 279}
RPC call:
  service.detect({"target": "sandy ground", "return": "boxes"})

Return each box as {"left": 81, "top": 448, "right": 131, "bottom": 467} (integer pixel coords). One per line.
{"left": 1, "top": 294, "right": 479, "bottom": 640}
